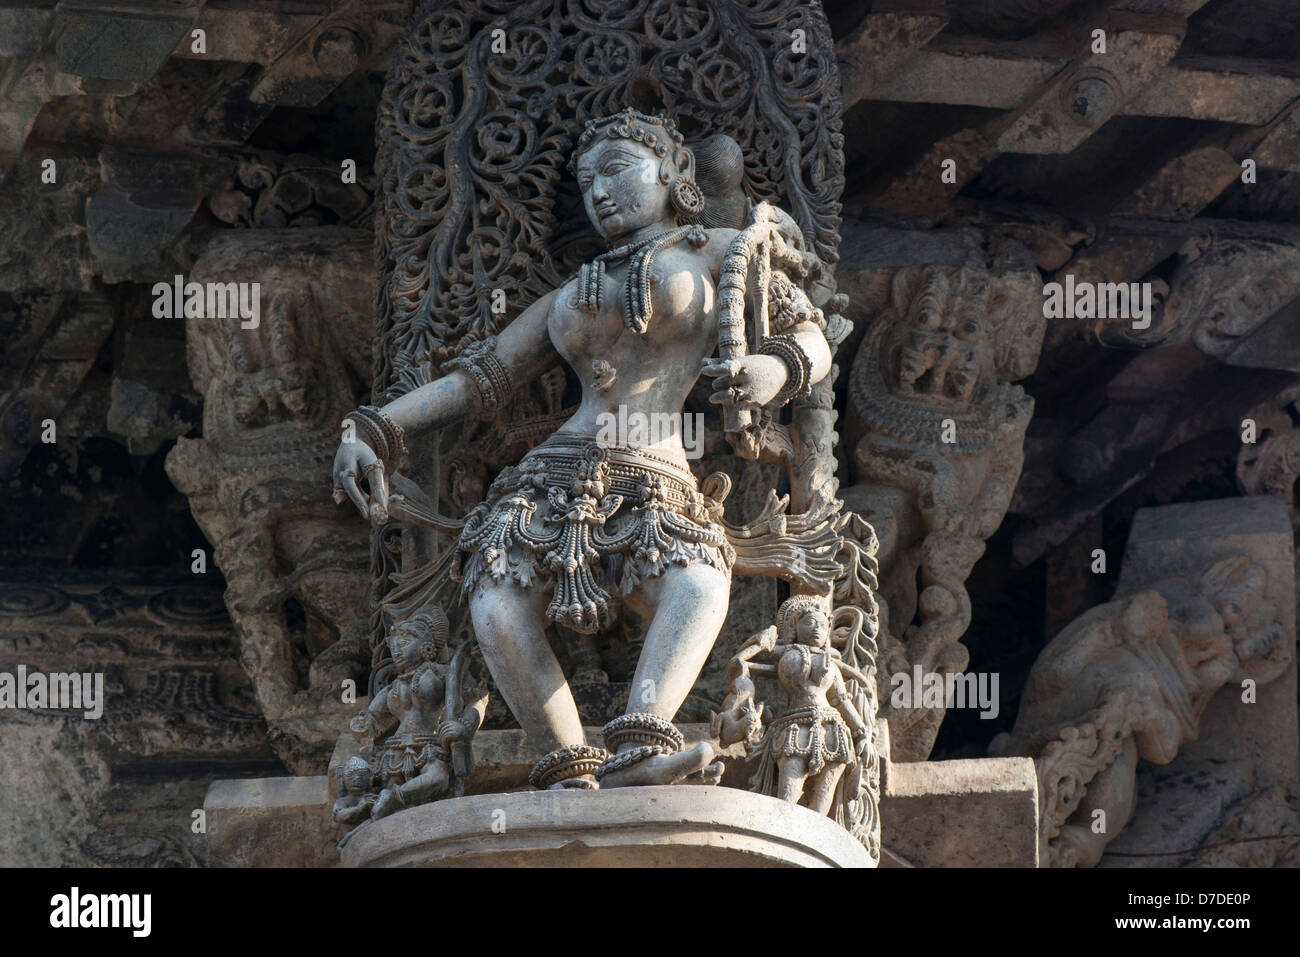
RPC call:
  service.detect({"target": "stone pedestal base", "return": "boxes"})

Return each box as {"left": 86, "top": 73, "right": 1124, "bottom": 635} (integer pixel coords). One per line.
{"left": 338, "top": 786, "right": 873, "bottom": 868}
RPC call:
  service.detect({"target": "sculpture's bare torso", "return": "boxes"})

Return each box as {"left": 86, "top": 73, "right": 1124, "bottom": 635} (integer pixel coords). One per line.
{"left": 550, "top": 239, "right": 727, "bottom": 447}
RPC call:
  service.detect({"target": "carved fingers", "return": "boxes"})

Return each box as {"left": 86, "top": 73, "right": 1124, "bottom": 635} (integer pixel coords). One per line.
{"left": 700, "top": 354, "right": 787, "bottom": 407}
{"left": 333, "top": 440, "right": 385, "bottom": 523}
{"left": 364, "top": 461, "right": 390, "bottom": 524}
{"left": 701, "top": 356, "right": 754, "bottom": 406}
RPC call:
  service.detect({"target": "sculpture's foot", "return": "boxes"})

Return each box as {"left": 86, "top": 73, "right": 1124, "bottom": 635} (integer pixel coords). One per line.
{"left": 548, "top": 773, "right": 598, "bottom": 790}
{"left": 596, "top": 741, "right": 717, "bottom": 788}
{"left": 685, "top": 760, "right": 725, "bottom": 786}
{"left": 371, "top": 787, "right": 403, "bottom": 820}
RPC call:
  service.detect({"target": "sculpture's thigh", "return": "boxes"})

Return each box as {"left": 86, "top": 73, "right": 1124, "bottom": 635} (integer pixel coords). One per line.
{"left": 625, "top": 562, "right": 730, "bottom": 717}
{"left": 805, "top": 763, "right": 845, "bottom": 815}
{"left": 469, "top": 577, "right": 585, "bottom": 753}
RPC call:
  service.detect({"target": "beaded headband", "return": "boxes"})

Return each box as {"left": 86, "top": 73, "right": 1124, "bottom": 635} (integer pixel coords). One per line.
{"left": 569, "top": 108, "right": 687, "bottom": 175}
{"left": 777, "top": 596, "right": 827, "bottom": 638}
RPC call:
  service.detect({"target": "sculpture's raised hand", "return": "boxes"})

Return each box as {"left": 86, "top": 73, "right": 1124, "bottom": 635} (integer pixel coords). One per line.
{"left": 332, "top": 433, "right": 390, "bottom": 525}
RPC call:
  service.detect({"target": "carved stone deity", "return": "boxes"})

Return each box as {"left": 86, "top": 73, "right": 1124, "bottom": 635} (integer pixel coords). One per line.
{"left": 715, "top": 596, "right": 882, "bottom": 858}
{"left": 338, "top": 606, "right": 488, "bottom": 824}
{"left": 844, "top": 262, "right": 1041, "bottom": 761}
{"left": 332, "top": 109, "right": 838, "bottom": 791}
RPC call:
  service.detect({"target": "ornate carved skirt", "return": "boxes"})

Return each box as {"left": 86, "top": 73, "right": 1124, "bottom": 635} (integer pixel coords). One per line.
{"left": 376, "top": 733, "right": 447, "bottom": 786}
{"left": 454, "top": 433, "right": 733, "bottom": 634}
{"left": 752, "top": 705, "right": 854, "bottom": 791}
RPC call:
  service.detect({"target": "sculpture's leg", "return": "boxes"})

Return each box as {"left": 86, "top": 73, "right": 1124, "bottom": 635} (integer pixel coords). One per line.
{"left": 1056, "top": 737, "right": 1139, "bottom": 867}
{"left": 396, "top": 760, "right": 451, "bottom": 807}
{"left": 599, "top": 563, "right": 729, "bottom": 787}
{"left": 628, "top": 562, "right": 730, "bottom": 714}
{"left": 804, "top": 763, "right": 845, "bottom": 815}
{"left": 776, "top": 755, "right": 807, "bottom": 804}
{"left": 469, "top": 577, "right": 586, "bottom": 753}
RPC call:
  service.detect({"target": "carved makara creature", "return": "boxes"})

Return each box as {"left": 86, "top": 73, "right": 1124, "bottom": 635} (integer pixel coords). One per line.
{"left": 335, "top": 606, "right": 487, "bottom": 825}
{"left": 991, "top": 557, "right": 1290, "bottom": 867}
{"left": 333, "top": 108, "right": 852, "bottom": 793}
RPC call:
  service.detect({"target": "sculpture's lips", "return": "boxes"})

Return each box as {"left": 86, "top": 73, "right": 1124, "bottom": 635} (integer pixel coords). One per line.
{"left": 596, "top": 205, "right": 618, "bottom": 219}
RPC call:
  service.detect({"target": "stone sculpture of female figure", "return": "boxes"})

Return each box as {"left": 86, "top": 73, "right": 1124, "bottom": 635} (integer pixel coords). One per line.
{"left": 331, "top": 109, "right": 832, "bottom": 790}
{"left": 347, "top": 607, "right": 486, "bottom": 819}
{"left": 729, "top": 597, "right": 871, "bottom": 813}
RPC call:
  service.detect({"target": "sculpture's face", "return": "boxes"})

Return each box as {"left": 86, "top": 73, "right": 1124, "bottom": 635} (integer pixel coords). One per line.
{"left": 575, "top": 137, "right": 672, "bottom": 242}
{"left": 794, "top": 607, "right": 829, "bottom": 646}
{"left": 345, "top": 766, "right": 369, "bottom": 792}
{"left": 389, "top": 628, "right": 421, "bottom": 668}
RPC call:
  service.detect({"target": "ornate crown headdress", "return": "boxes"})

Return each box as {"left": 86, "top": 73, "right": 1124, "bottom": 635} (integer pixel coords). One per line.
{"left": 776, "top": 595, "right": 827, "bottom": 639}
{"left": 568, "top": 108, "right": 685, "bottom": 174}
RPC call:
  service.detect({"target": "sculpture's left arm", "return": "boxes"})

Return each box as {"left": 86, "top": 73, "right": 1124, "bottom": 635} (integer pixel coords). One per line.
{"left": 829, "top": 668, "right": 870, "bottom": 749}
{"left": 701, "top": 319, "right": 831, "bottom": 408}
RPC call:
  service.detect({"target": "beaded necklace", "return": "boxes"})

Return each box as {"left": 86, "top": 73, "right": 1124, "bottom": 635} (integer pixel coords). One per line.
{"left": 576, "top": 224, "right": 707, "bottom": 333}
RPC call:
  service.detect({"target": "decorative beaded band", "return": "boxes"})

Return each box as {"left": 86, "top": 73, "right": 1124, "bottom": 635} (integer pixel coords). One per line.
{"left": 759, "top": 333, "right": 814, "bottom": 405}
{"left": 601, "top": 712, "right": 685, "bottom": 754}
{"left": 528, "top": 744, "right": 609, "bottom": 789}
{"left": 444, "top": 336, "right": 513, "bottom": 421}
{"left": 594, "top": 744, "right": 673, "bottom": 781}
{"left": 344, "top": 404, "right": 410, "bottom": 472}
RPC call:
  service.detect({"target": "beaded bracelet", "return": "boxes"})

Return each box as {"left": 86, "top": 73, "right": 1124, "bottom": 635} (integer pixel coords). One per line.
{"left": 758, "top": 333, "right": 814, "bottom": 405}
{"left": 343, "top": 404, "right": 409, "bottom": 472}
{"left": 444, "top": 336, "right": 513, "bottom": 421}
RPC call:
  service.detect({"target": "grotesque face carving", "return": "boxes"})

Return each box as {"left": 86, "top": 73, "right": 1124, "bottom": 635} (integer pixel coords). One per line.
{"left": 575, "top": 137, "right": 674, "bottom": 243}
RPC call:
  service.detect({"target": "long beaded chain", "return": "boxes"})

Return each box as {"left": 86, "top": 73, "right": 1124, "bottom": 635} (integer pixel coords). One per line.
{"left": 577, "top": 224, "right": 706, "bottom": 333}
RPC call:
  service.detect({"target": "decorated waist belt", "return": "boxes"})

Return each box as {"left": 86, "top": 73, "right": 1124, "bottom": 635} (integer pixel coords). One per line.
{"left": 456, "top": 434, "right": 733, "bottom": 634}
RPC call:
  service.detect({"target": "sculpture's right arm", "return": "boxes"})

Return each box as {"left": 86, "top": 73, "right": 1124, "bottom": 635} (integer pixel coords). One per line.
{"left": 349, "top": 685, "right": 393, "bottom": 741}
{"left": 332, "top": 288, "right": 561, "bottom": 520}
{"left": 384, "top": 287, "right": 560, "bottom": 434}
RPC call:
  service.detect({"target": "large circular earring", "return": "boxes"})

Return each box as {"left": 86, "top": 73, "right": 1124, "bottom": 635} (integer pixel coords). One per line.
{"left": 670, "top": 177, "right": 705, "bottom": 217}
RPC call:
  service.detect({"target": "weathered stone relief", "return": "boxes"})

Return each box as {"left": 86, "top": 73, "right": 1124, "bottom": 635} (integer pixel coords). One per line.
{"left": 842, "top": 253, "right": 1043, "bottom": 762}
{"left": 166, "top": 229, "right": 375, "bottom": 772}
{"left": 0, "top": 572, "right": 269, "bottom": 866}
{"left": 993, "top": 498, "right": 1297, "bottom": 867}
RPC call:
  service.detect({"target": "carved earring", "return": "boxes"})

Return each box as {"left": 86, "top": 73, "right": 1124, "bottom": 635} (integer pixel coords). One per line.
{"left": 670, "top": 178, "right": 705, "bottom": 217}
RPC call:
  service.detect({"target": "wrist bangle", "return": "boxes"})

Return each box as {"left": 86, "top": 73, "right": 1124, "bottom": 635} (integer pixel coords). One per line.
{"left": 759, "top": 333, "right": 814, "bottom": 405}
{"left": 344, "top": 405, "right": 409, "bottom": 472}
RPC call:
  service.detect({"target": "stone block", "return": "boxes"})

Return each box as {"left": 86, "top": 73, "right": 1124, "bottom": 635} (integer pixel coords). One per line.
{"left": 205, "top": 776, "right": 343, "bottom": 868}
{"left": 880, "top": 758, "right": 1039, "bottom": 867}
